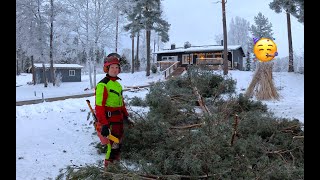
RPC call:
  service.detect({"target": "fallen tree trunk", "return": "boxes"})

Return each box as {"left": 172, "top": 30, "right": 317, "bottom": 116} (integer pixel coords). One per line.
{"left": 101, "top": 169, "right": 214, "bottom": 179}
{"left": 170, "top": 122, "right": 205, "bottom": 129}
{"left": 193, "top": 86, "right": 212, "bottom": 116}
{"left": 124, "top": 82, "right": 155, "bottom": 89}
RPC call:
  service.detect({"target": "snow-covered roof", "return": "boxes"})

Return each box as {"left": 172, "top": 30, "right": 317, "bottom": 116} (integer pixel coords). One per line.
{"left": 154, "top": 45, "right": 243, "bottom": 54}
{"left": 33, "top": 63, "right": 84, "bottom": 69}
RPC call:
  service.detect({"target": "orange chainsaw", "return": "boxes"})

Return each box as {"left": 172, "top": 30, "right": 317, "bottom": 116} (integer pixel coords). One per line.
{"left": 86, "top": 99, "right": 119, "bottom": 143}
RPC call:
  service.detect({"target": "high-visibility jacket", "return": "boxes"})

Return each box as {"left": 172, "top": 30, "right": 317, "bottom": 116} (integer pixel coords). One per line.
{"left": 95, "top": 75, "right": 129, "bottom": 126}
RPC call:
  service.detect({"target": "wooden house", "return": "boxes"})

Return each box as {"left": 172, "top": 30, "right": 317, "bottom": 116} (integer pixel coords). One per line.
{"left": 33, "top": 63, "right": 83, "bottom": 83}
{"left": 153, "top": 44, "right": 246, "bottom": 70}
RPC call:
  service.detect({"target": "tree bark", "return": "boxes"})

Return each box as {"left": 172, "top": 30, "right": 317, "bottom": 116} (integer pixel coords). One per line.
{"left": 49, "top": 0, "right": 55, "bottom": 86}
{"left": 88, "top": 61, "right": 93, "bottom": 89}
{"left": 131, "top": 34, "right": 135, "bottom": 73}
{"left": 287, "top": 11, "right": 294, "bottom": 72}
{"left": 115, "top": 8, "right": 119, "bottom": 53}
{"left": 136, "top": 31, "right": 140, "bottom": 71}
{"left": 42, "top": 62, "right": 48, "bottom": 87}
{"left": 21, "top": 58, "right": 24, "bottom": 74}
{"left": 193, "top": 86, "right": 212, "bottom": 116}
{"left": 31, "top": 56, "right": 36, "bottom": 85}
{"left": 146, "top": 30, "right": 151, "bottom": 76}
{"left": 16, "top": 56, "right": 20, "bottom": 75}
{"left": 222, "top": 0, "right": 228, "bottom": 75}
{"left": 37, "top": 0, "right": 45, "bottom": 64}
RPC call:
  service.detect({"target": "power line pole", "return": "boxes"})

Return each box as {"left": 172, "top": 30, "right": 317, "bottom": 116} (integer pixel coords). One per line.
{"left": 222, "top": 0, "right": 228, "bottom": 75}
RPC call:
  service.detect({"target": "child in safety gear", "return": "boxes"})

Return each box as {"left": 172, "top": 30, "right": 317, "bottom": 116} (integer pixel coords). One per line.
{"left": 95, "top": 53, "right": 134, "bottom": 168}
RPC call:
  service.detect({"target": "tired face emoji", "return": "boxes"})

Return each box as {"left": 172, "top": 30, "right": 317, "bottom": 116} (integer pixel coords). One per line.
{"left": 253, "top": 38, "right": 278, "bottom": 62}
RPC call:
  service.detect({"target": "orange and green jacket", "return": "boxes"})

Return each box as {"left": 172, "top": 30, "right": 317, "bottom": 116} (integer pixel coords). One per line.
{"left": 95, "top": 75, "right": 129, "bottom": 126}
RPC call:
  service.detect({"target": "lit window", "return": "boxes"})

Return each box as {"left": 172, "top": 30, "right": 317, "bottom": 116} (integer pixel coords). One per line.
{"left": 69, "top": 70, "right": 75, "bottom": 76}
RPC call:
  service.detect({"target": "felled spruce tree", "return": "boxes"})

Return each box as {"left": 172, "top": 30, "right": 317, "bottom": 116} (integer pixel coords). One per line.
{"left": 58, "top": 66, "right": 304, "bottom": 180}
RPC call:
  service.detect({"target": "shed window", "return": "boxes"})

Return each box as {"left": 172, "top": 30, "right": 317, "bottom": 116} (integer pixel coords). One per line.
{"left": 69, "top": 70, "right": 75, "bottom": 76}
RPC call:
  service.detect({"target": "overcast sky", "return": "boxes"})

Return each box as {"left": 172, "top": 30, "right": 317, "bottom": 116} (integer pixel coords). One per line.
{"left": 160, "top": 0, "right": 304, "bottom": 58}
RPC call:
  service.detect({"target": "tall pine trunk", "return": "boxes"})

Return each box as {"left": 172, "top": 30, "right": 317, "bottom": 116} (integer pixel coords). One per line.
{"left": 115, "top": 8, "right": 119, "bottom": 53}
{"left": 42, "top": 62, "right": 48, "bottom": 87}
{"left": 37, "top": 0, "right": 45, "bottom": 66}
{"left": 146, "top": 30, "right": 151, "bottom": 76}
{"left": 49, "top": 0, "right": 55, "bottom": 86}
{"left": 16, "top": 55, "right": 20, "bottom": 75}
{"left": 88, "top": 61, "right": 93, "bottom": 89}
{"left": 21, "top": 58, "right": 24, "bottom": 74}
{"left": 31, "top": 56, "right": 36, "bottom": 85}
{"left": 136, "top": 31, "right": 140, "bottom": 71}
{"left": 131, "top": 34, "right": 135, "bottom": 74}
{"left": 286, "top": 11, "right": 294, "bottom": 72}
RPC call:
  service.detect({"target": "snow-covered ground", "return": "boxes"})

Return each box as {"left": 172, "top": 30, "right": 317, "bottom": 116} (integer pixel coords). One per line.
{"left": 16, "top": 71, "right": 163, "bottom": 101}
{"left": 228, "top": 70, "right": 304, "bottom": 122}
{"left": 16, "top": 69, "right": 304, "bottom": 180}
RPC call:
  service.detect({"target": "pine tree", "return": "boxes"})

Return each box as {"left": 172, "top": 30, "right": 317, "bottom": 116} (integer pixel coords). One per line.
{"left": 269, "top": 0, "right": 304, "bottom": 23}
{"left": 120, "top": 54, "right": 131, "bottom": 72}
{"left": 124, "top": 1, "right": 143, "bottom": 74}
{"left": 135, "top": 57, "right": 141, "bottom": 71}
{"left": 124, "top": 0, "right": 170, "bottom": 76}
{"left": 248, "top": 13, "right": 278, "bottom": 100}
{"left": 184, "top": 41, "right": 191, "bottom": 49}
{"left": 249, "top": 12, "right": 274, "bottom": 70}
{"left": 245, "top": 51, "right": 251, "bottom": 71}
{"left": 249, "top": 12, "right": 274, "bottom": 39}
{"left": 269, "top": 0, "right": 304, "bottom": 72}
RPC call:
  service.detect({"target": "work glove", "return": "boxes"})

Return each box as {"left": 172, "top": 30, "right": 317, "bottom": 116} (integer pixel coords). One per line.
{"left": 101, "top": 125, "right": 110, "bottom": 137}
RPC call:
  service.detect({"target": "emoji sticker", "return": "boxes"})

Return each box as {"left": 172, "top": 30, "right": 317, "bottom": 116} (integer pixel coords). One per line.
{"left": 253, "top": 37, "right": 278, "bottom": 62}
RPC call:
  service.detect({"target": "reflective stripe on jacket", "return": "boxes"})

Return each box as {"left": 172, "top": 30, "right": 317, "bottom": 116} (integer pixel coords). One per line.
{"left": 96, "top": 80, "right": 123, "bottom": 107}
{"left": 95, "top": 76, "right": 128, "bottom": 126}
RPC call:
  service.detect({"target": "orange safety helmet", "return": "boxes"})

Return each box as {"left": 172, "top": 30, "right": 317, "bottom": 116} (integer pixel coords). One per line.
{"left": 103, "top": 56, "right": 121, "bottom": 73}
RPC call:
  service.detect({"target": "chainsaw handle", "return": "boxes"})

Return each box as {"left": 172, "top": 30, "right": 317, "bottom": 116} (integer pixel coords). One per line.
{"left": 86, "top": 99, "right": 120, "bottom": 143}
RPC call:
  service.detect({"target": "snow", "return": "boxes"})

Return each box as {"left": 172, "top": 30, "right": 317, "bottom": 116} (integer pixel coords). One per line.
{"left": 16, "top": 69, "right": 304, "bottom": 180}
{"left": 33, "top": 63, "right": 84, "bottom": 68}
{"left": 154, "top": 45, "right": 242, "bottom": 54}
{"left": 16, "top": 71, "right": 163, "bottom": 101}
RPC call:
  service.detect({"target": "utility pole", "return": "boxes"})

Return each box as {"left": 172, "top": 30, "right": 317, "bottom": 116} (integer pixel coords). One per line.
{"left": 222, "top": 0, "right": 228, "bottom": 75}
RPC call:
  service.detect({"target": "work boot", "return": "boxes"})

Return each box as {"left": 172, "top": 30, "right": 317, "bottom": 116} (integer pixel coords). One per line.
{"left": 104, "top": 159, "right": 112, "bottom": 168}
{"left": 110, "top": 148, "right": 121, "bottom": 161}
{"left": 104, "top": 160, "right": 121, "bottom": 172}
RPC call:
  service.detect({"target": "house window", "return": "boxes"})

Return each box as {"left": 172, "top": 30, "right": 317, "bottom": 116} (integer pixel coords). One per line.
{"left": 162, "top": 56, "right": 177, "bottom": 61}
{"left": 206, "top": 53, "right": 214, "bottom": 58}
{"left": 197, "top": 53, "right": 205, "bottom": 59}
{"left": 214, "top": 52, "right": 222, "bottom": 58}
{"left": 69, "top": 70, "right": 75, "bottom": 76}
{"left": 182, "top": 54, "right": 193, "bottom": 64}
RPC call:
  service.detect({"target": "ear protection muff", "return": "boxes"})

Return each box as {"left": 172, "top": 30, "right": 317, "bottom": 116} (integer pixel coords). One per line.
{"left": 103, "top": 66, "right": 108, "bottom": 73}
